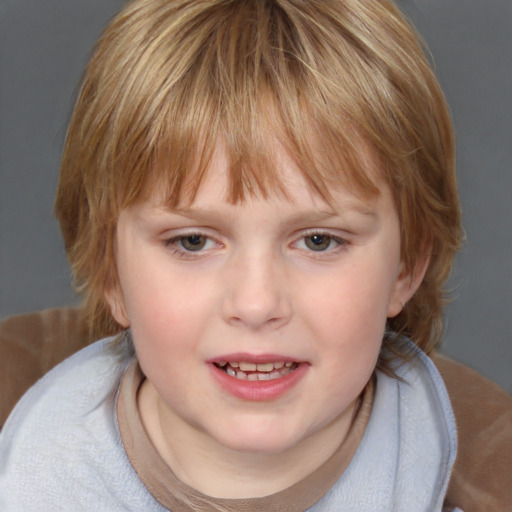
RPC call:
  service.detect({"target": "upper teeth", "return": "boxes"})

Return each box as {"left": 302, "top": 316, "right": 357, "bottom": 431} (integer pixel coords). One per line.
{"left": 217, "top": 360, "right": 297, "bottom": 381}
{"left": 222, "top": 361, "right": 288, "bottom": 372}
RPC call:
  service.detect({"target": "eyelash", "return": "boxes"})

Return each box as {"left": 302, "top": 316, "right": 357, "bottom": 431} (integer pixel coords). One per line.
{"left": 295, "top": 230, "right": 348, "bottom": 255}
{"left": 164, "top": 230, "right": 348, "bottom": 260}
{"left": 164, "top": 233, "right": 219, "bottom": 259}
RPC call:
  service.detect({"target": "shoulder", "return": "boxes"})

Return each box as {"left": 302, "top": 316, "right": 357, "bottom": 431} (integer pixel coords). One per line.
{"left": 2, "top": 335, "right": 131, "bottom": 428}
{"left": 0, "top": 307, "right": 88, "bottom": 426}
{"left": 432, "top": 353, "right": 512, "bottom": 512}
{"left": 0, "top": 337, "right": 155, "bottom": 510}
{"left": 0, "top": 335, "right": 129, "bottom": 453}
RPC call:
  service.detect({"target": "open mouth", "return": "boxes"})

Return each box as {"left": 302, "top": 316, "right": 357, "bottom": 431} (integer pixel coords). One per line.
{"left": 214, "top": 361, "right": 299, "bottom": 381}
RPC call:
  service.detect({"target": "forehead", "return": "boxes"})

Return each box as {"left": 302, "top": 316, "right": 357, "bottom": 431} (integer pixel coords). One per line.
{"left": 147, "top": 134, "right": 383, "bottom": 213}
{"left": 149, "top": 142, "right": 387, "bottom": 220}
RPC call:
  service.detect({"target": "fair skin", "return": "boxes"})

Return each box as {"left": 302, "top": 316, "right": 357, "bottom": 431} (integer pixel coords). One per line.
{"left": 106, "top": 146, "right": 427, "bottom": 498}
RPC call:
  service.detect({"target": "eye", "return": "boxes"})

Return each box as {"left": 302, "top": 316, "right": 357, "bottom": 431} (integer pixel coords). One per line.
{"left": 294, "top": 232, "right": 347, "bottom": 253}
{"left": 179, "top": 234, "right": 208, "bottom": 251}
{"left": 165, "top": 233, "right": 217, "bottom": 253}
{"left": 304, "top": 234, "right": 333, "bottom": 251}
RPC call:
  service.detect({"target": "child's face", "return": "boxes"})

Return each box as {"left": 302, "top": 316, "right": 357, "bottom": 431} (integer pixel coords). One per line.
{"left": 108, "top": 146, "right": 418, "bottom": 458}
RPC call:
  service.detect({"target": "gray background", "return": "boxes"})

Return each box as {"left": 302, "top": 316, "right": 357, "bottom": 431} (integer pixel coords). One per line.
{"left": 1, "top": 0, "right": 511, "bottom": 392}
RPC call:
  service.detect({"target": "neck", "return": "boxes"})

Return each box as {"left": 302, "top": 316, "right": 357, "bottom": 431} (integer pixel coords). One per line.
{"left": 137, "top": 379, "right": 358, "bottom": 499}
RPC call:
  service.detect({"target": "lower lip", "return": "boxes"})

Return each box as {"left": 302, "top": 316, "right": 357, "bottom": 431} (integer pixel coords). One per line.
{"left": 208, "top": 363, "right": 309, "bottom": 401}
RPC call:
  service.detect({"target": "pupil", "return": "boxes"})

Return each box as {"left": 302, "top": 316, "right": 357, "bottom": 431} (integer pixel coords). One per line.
{"left": 182, "top": 235, "right": 206, "bottom": 251}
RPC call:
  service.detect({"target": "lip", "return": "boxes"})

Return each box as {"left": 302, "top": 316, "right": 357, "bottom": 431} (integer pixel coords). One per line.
{"left": 207, "top": 353, "right": 309, "bottom": 401}
{"left": 208, "top": 352, "right": 301, "bottom": 365}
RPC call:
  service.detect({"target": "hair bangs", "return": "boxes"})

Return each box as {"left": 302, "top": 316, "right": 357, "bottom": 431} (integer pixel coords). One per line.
{"left": 114, "top": 0, "right": 383, "bottom": 212}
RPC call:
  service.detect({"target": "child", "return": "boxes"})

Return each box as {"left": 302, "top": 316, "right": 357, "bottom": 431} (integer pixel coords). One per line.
{"left": 1, "top": 0, "right": 511, "bottom": 510}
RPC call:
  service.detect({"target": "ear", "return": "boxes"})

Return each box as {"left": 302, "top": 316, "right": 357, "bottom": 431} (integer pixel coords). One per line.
{"left": 387, "top": 251, "right": 430, "bottom": 318}
{"left": 104, "top": 285, "right": 130, "bottom": 327}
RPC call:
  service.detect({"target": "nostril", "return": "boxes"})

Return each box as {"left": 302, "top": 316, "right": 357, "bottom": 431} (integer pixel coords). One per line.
{"left": 222, "top": 272, "right": 292, "bottom": 330}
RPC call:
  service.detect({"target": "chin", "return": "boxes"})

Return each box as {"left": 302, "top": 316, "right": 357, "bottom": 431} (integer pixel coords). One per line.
{"left": 213, "top": 421, "right": 304, "bottom": 455}
{"left": 223, "top": 437, "right": 296, "bottom": 455}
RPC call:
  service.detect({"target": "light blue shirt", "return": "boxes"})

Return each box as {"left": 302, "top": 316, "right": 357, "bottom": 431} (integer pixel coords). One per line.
{"left": 0, "top": 337, "right": 459, "bottom": 511}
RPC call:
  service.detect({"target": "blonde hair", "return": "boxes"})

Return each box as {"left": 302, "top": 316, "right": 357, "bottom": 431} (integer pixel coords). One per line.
{"left": 55, "top": 0, "right": 462, "bottom": 366}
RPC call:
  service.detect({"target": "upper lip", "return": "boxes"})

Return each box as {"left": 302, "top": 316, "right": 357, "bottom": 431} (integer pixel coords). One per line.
{"left": 207, "top": 353, "right": 304, "bottom": 364}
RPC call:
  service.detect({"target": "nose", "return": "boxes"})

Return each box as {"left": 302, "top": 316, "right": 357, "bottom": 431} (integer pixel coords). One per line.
{"left": 222, "top": 251, "right": 292, "bottom": 331}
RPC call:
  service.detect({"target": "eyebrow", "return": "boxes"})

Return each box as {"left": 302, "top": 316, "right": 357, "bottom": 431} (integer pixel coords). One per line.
{"left": 165, "top": 202, "right": 377, "bottom": 224}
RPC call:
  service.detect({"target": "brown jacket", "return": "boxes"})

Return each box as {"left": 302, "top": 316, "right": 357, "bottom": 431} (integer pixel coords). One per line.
{"left": 1, "top": 308, "right": 511, "bottom": 510}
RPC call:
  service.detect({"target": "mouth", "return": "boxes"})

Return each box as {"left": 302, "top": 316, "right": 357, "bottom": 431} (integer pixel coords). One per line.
{"left": 213, "top": 360, "right": 299, "bottom": 381}
{"left": 209, "top": 355, "right": 308, "bottom": 401}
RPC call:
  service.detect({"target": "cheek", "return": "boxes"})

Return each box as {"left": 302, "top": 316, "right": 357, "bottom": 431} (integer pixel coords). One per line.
{"left": 298, "top": 263, "right": 394, "bottom": 380}
{"left": 122, "top": 265, "right": 219, "bottom": 355}
{"left": 303, "top": 265, "right": 394, "bottom": 329}
{"left": 121, "top": 254, "right": 202, "bottom": 317}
